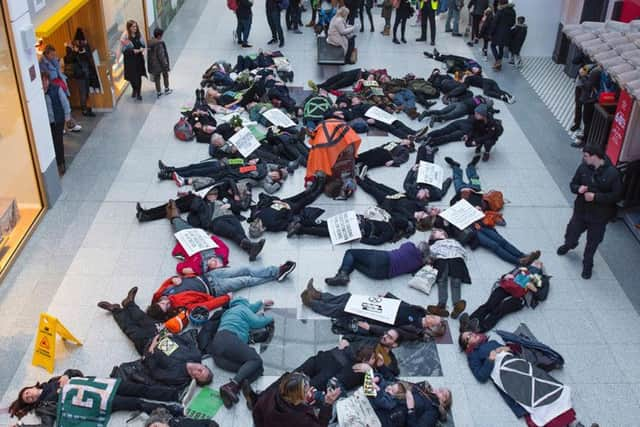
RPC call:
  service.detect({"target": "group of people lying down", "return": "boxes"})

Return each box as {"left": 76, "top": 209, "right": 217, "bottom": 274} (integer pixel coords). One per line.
{"left": 9, "top": 52, "right": 592, "bottom": 427}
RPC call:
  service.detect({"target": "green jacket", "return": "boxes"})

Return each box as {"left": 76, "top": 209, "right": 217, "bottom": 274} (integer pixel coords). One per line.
{"left": 217, "top": 298, "right": 273, "bottom": 343}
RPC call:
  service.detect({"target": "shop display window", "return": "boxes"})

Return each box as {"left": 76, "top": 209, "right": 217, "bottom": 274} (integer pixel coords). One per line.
{"left": 0, "top": 6, "right": 45, "bottom": 276}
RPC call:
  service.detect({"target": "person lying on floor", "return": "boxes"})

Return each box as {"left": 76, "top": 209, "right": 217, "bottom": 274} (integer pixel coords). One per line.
{"left": 369, "top": 378, "right": 452, "bottom": 427}
{"left": 287, "top": 208, "right": 414, "bottom": 244}
{"left": 212, "top": 297, "right": 275, "bottom": 408}
{"left": 423, "top": 48, "right": 482, "bottom": 74}
{"left": 459, "top": 331, "right": 580, "bottom": 427}
{"left": 145, "top": 407, "right": 220, "bottom": 427}
{"left": 425, "top": 227, "right": 472, "bottom": 320}
{"left": 249, "top": 372, "right": 342, "bottom": 427}
{"left": 338, "top": 325, "right": 402, "bottom": 377}
{"left": 355, "top": 139, "right": 415, "bottom": 171}
{"left": 302, "top": 89, "right": 335, "bottom": 130}
{"left": 427, "top": 69, "right": 472, "bottom": 102}
{"left": 324, "top": 240, "right": 430, "bottom": 286}
{"left": 459, "top": 261, "right": 546, "bottom": 333}
{"left": 301, "top": 280, "right": 447, "bottom": 340}
{"left": 145, "top": 257, "right": 295, "bottom": 321}
{"left": 440, "top": 156, "right": 541, "bottom": 267}
{"left": 462, "top": 72, "right": 515, "bottom": 104}
{"left": 247, "top": 171, "right": 326, "bottom": 234}
{"left": 419, "top": 94, "right": 496, "bottom": 126}
{"left": 419, "top": 115, "right": 474, "bottom": 147}
{"left": 167, "top": 191, "right": 265, "bottom": 261}
{"left": 403, "top": 145, "right": 452, "bottom": 203}
{"left": 9, "top": 369, "right": 184, "bottom": 426}
{"left": 158, "top": 158, "right": 288, "bottom": 194}
{"left": 380, "top": 74, "right": 440, "bottom": 109}
{"left": 307, "top": 68, "right": 390, "bottom": 92}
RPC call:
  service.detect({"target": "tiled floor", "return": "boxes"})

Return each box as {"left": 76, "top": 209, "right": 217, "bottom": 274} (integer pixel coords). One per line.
{"left": 1, "top": 3, "right": 640, "bottom": 426}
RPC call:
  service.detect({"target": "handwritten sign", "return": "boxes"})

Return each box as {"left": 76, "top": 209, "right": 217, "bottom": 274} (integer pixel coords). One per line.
{"left": 336, "top": 388, "right": 382, "bottom": 427}
{"left": 174, "top": 228, "right": 218, "bottom": 257}
{"left": 438, "top": 199, "right": 485, "bottom": 230}
{"left": 262, "top": 108, "right": 296, "bottom": 129}
{"left": 344, "top": 294, "right": 401, "bottom": 325}
{"left": 327, "top": 211, "right": 362, "bottom": 245}
{"left": 229, "top": 127, "right": 261, "bottom": 157}
{"left": 365, "top": 106, "right": 396, "bottom": 125}
{"left": 417, "top": 161, "right": 445, "bottom": 189}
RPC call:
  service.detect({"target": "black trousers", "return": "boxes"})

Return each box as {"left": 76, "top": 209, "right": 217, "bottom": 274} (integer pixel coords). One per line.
{"left": 420, "top": 9, "right": 436, "bottom": 43}
{"left": 470, "top": 287, "right": 524, "bottom": 332}
{"left": 482, "top": 78, "right": 510, "bottom": 99}
{"left": 211, "top": 216, "right": 247, "bottom": 245}
{"left": 573, "top": 87, "right": 583, "bottom": 128}
{"left": 345, "top": 38, "right": 356, "bottom": 63}
{"left": 471, "top": 14, "right": 481, "bottom": 40}
{"left": 427, "top": 119, "right": 473, "bottom": 146}
{"left": 50, "top": 122, "right": 65, "bottom": 167}
{"left": 563, "top": 211, "right": 608, "bottom": 269}
{"left": 137, "top": 194, "right": 196, "bottom": 222}
{"left": 393, "top": 15, "right": 407, "bottom": 40}
{"left": 297, "top": 350, "right": 344, "bottom": 390}
{"left": 285, "top": 175, "right": 325, "bottom": 212}
{"left": 357, "top": 147, "right": 392, "bottom": 169}
{"left": 317, "top": 69, "right": 362, "bottom": 91}
{"left": 129, "top": 75, "right": 142, "bottom": 96}
{"left": 211, "top": 330, "right": 263, "bottom": 384}
{"left": 112, "top": 381, "right": 180, "bottom": 413}
{"left": 286, "top": 2, "right": 301, "bottom": 29}
{"left": 359, "top": 0, "right": 374, "bottom": 30}
{"left": 372, "top": 120, "right": 416, "bottom": 139}
{"left": 153, "top": 71, "right": 170, "bottom": 93}
{"left": 113, "top": 302, "right": 158, "bottom": 355}
{"left": 582, "top": 102, "right": 595, "bottom": 142}
{"left": 358, "top": 176, "right": 397, "bottom": 205}
{"left": 267, "top": 9, "right": 285, "bottom": 42}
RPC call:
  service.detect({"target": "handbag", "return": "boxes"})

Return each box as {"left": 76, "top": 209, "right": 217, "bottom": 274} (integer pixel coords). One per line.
{"left": 408, "top": 265, "right": 438, "bottom": 295}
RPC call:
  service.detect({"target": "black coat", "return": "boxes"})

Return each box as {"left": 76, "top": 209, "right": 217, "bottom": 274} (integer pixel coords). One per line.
{"left": 123, "top": 36, "right": 147, "bottom": 82}
{"left": 490, "top": 4, "right": 516, "bottom": 46}
{"left": 509, "top": 23, "right": 527, "bottom": 54}
{"left": 237, "top": 0, "right": 253, "bottom": 18}
{"left": 147, "top": 38, "right": 170, "bottom": 75}
{"left": 396, "top": 0, "right": 413, "bottom": 19}
{"left": 570, "top": 158, "right": 623, "bottom": 222}
{"left": 468, "top": 0, "right": 489, "bottom": 16}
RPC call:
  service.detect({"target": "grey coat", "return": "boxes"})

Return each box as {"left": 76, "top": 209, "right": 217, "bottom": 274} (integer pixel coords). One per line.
{"left": 147, "top": 38, "right": 170, "bottom": 75}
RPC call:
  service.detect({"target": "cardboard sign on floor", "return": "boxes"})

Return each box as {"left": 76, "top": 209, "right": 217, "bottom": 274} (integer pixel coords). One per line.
{"left": 32, "top": 313, "right": 82, "bottom": 373}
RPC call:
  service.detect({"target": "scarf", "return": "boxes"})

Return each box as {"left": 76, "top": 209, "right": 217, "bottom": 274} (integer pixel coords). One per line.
{"left": 465, "top": 333, "right": 489, "bottom": 354}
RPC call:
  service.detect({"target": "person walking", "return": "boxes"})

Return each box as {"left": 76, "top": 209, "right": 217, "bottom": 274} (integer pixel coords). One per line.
{"left": 392, "top": 0, "right": 412, "bottom": 44}
{"left": 147, "top": 28, "right": 172, "bottom": 98}
{"left": 489, "top": 0, "right": 515, "bottom": 70}
{"left": 445, "top": 0, "right": 463, "bottom": 36}
{"left": 267, "top": 0, "right": 286, "bottom": 47}
{"left": 466, "top": 0, "right": 488, "bottom": 46}
{"left": 416, "top": 0, "right": 438, "bottom": 46}
{"left": 237, "top": 0, "right": 254, "bottom": 47}
{"left": 557, "top": 145, "right": 623, "bottom": 279}
{"left": 120, "top": 20, "right": 147, "bottom": 101}
{"left": 42, "top": 71, "right": 72, "bottom": 175}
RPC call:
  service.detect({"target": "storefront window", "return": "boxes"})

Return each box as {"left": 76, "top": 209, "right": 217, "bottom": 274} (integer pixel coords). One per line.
{"left": 0, "top": 7, "right": 45, "bottom": 275}
{"left": 103, "top": 0, "right": 145, "bottom": 97}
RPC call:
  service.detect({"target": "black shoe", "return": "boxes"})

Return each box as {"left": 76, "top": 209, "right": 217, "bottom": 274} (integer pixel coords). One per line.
{"left": 415, "top": 125, "right": 430, "bottom": 139}
{"left": 279, "top": 40, "right": 285, "bottom": 47}
{"left": 444, "top": 157, "right": 460, "bottom": 168}
{"left": 277, "top": 261, "right": 296, "bottom": 281}
{"left": 267, "top": 39, "right": 277, "bottom": 44}
{"left": 430, "top": 41, "right": 435, "bottom": 46}
{"left": 581, "top": 266, "right": 592, "bottom": 280}
{"left": 220, "top": 381, "right": 240, "bottom": 409}
{"left": 82, "top": 109, "right": 96, "bottom": 117}
{"left": 242, "top": 43, "right": 253, "bottom": 48}
{"left": 249, "top": 239, "right": 266, "bottom": 261}
{"left": 241, "top": 380, "right": 258, "bottom": 411}
{"left": 452, "top": 32, "right": 462, "bottom": 37}
{"left": 393, "top": 38, "right": 400, "bottom": 44}
{"left": 571, "top": 141, "right": 585, "bottom": 148}
{"left": 136, "top": 95, "right": 143, "bottom": 101}
{"left": 441, "top": 177, "right": 452, "bottom": 195}
{"left": 325, "top": 271, "right": 350, "bottom": 286}
{"left": 416, "top": 38, "right": 426, "bottom": 42}
{"left": 556, "top": 244, "right": 572, "bottom": 255}
{"left": 158, "top": 160, "right": 170, "bottom": 172}
{"left": 570, "top": 124, "right": 580, "bottom": 132}
{"left": 423, "top": 51, "right": 434, "bottom": 58}
{"left": 157, "top": 170, "right": 173, "bottom": 180}
{"left": 482, "top": 152, "right": 490, "bottom": 162}
{"left": 418, "top": 110, "right": 430, "bottom": 121}
{"left": 401, "top": 38, "right": 407, "bottom": 44}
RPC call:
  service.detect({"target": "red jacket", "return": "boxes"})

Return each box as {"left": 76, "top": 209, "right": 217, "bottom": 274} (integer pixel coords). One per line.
{"left": 171, "top": 235, "right": 230, "bottom": 275}
{"left": 152, "top": 276, "right": 230, "bottom": 311}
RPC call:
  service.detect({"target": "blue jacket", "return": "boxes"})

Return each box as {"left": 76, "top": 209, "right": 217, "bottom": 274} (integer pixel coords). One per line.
{"left": 217, "top": 298, "right": 273, "bottom": 343}
{"left": 467, "top": 340, "right": 527, "bottom": 418}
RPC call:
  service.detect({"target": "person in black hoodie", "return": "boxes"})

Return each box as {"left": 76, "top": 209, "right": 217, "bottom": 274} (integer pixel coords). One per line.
{"left": 557, "top": 145, "right": 623, "bottom": 279}
{"left": 489, "top": 0, "right": 516, "bottom": 70}
{"left": 508, "top": 15, "right": 527, "bottom": 67}
{"left": 266, "top": 0, "right": 285, "bottom": 47}
{"left": 236, "top": 0, "right": 254, "bottom": 48}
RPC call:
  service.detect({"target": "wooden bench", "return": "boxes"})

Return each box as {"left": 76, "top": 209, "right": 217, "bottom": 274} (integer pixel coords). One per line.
{"left": 317, "top": 37, "right": 345, "bottom": 65}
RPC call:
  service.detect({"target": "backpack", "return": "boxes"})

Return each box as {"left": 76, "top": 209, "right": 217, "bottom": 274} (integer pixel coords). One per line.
{"left": 227, "top": 0, "right": 238, "bottom": 11}
{"left": 483, "top": 190, "right": 504, "bottom": 211}
{"left": 174, "top": 117, "right": 195, "bottom": 141}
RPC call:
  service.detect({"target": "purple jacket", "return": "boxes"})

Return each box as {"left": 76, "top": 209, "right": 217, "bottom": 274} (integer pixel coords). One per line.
{"left": 388, "top": 242, "right": 423, "bottom": 277}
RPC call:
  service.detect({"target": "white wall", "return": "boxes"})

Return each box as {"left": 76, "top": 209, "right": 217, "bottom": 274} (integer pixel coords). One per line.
{"left": 511, "top": 0, "right": 565, "bottom": 57}
{"left": 7, "top": 0, "right": 56, "bottom": 174}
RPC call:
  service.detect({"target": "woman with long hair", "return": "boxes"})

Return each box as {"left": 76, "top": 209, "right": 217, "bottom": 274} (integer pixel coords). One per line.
{"left": 120, "top": 19, "right": 147, "bottom": 100}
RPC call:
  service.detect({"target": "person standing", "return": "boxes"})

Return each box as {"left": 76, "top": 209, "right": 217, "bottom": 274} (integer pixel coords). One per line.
{"left": 466, "top": 0, "right": 488, "bottom": 46}
{"left": 489, "top": 0, "right": 515, "bottom": 71}
{"left": 445, "top": 0, "right": 463, "bottom": 36}
{"left": 120, "top": 20, "right": 147, "bottom": 101}
{"left": 557, "top": 145, "right": 623, "bottom": 279}
{"left": 359, "top": 0, "right": 374, "bottom": 32}
{"left": 147, "top": 28, "right": 172, "bottom": 98}
{"left": 381, "top": 0, "right": 393, "bottom": 36}
{"left": 266, "top": 0, "right": 285, "bottom": 48}
{"left": 237, "top": 0, "right": 255, "bottom": 47}
{"left": 64, "top": 28, "right": 99, "bottom": 117}
{"left": 286, "top": 0, "right": 303, "bottom": 33}
{"left": 416, "top": 0, "right": 438, "bottom": 46}
{"left": 392, "top": 0, "right": 412, "bottom": 44}
{"left": 42, "top": 71, "right": 72, "bottom": 175}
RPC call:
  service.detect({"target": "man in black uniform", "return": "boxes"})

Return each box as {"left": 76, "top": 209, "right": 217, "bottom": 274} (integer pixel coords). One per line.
{"left": 557, "top": 145, "right": 623, "bottom": 279}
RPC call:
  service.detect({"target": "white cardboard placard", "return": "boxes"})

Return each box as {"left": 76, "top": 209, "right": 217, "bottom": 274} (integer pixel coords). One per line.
{"left": 344, "top": 294, "right": 401, "bottom": 325}
{"left": 365, "top": 106, "right": 396, "bottom": 125}
{"left": 417, "top": 161, "right": 445, "bottom": 189}
{"left": 438, "top": 198, "right": 485, "bottom": 230}
{"left": 327, "top": 211, "right": 362, "bottom": 245}
{"left": 174, "top": 228, "right": 218, "bottom": 257}
{"left": 229, "top": 127, "right": 261, "bottom": 157}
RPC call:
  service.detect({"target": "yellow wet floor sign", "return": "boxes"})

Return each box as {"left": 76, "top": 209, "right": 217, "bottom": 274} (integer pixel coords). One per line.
{"left": 32, "top": 313, "right": 82, "bottom": 373}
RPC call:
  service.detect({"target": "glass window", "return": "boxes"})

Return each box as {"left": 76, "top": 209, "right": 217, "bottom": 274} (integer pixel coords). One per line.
{"left": 103, "top": 0, "right": 145, "bottom": 97}
{"left": 0, "top": 6, "right": 45, "bottom": 275}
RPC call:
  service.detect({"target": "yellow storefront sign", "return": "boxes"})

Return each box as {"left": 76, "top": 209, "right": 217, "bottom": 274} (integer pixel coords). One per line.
{"left": 32, "top": 313, "right": 82, "bottom": 373}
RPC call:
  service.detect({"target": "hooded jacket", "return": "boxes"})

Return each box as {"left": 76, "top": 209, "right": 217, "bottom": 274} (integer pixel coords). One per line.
{"left": 490, "top": 3, "right": 516, "bottom": 46}
{"left": 509, "top": 23, "right": 527, "bottom": 54}
{"left": 569, "top": 157, "right": 623, "bottom": 222}
{"left": 217, "top": 298, "right": 273, "bottom": 343}
{"left": 147, "top": 37, "right": 170, "bottom": 75}
{"left": 143, "top": 333, "right": 203, "bottom": 387}
{"left": 152, "top": 276, "right": 231, "bottom": 311}
{"left": 172, "top": 235, "right": 230, "bottom": 275}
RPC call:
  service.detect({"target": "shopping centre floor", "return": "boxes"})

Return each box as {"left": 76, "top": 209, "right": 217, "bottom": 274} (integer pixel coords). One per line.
{"left": 2, "top": 1, "right": 640, "bottom": 426}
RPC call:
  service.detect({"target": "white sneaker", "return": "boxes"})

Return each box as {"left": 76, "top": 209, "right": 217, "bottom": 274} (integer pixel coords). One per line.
{"left": 69, "top": 123, "right": 82, "bottom": 132}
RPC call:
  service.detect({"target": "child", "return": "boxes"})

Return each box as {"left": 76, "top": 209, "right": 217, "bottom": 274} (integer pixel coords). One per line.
{"left": 147, "top": 27, "right": 172, "bottom": 98}
{"left": 509, "top": 16, "right": 527, "bottom": 67}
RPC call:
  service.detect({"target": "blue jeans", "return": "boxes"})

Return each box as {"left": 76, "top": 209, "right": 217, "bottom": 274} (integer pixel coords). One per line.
{"left": 476, "top": 226, "right": 525, "bottom": 265}
{"left": 237, "top": 17, "right": 252, "bottom": 43}
{"left": 339, "top": 249, "right": 390, "bottom": 279}
{"left": 392, "top": 89, "right": 416, "bottom": 111}
{"left": 437, "top": 0, "right": 448, "bottom": 13}
{"left": 204, "top": 265, "right": 278, "bottom": 295}
{"left": 452, "top": 164, "right": 481, "bottom": 193}
{"left": 309, "top": 292, "right": 352, "bottom": 318}
{"left": 445, "top": 7, "right": 459, "bottom": 33}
